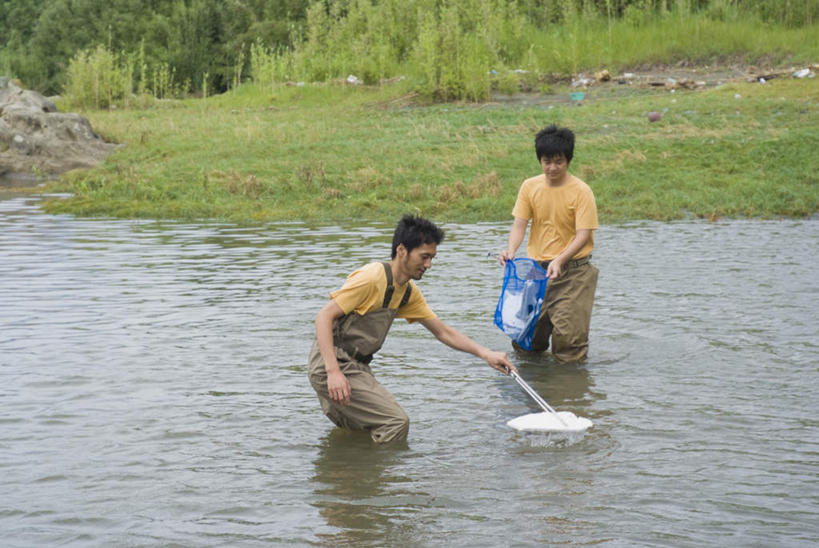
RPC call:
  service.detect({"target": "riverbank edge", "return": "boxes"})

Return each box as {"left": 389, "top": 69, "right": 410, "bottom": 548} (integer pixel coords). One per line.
{"left": 28, "top": 66, "right": 819, "bottom": 225}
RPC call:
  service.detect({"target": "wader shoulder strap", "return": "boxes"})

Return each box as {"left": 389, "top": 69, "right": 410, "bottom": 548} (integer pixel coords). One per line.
{"left": 400, "top": 282, "right": 412, "bottom": 308}
{"left": 381, "top": 262, "right": 412, "bottom": 309}
{"left": 381, "top": 262, "right": 395, "bottom": 308}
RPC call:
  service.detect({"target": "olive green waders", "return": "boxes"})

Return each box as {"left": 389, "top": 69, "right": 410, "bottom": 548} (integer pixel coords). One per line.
{"left": 308, "top": 263, "right": 413, "bottom": 443}
{"left": 530, "top": 257, "right": 598, "bottom": 362}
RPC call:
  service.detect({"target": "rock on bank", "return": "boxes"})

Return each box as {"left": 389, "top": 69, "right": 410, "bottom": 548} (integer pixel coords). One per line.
{"left": 0, "top": 78, "right": 117, "bottom": 178}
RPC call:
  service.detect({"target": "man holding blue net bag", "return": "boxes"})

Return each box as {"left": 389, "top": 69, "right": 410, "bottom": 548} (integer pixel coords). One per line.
{"left": 498, "top": 125, "right": 599, "bottom": 362}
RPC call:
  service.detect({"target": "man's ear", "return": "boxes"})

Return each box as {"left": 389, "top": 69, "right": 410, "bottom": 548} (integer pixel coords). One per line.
{"left": 395, "top": 243, "right": 407, "bottom": 259}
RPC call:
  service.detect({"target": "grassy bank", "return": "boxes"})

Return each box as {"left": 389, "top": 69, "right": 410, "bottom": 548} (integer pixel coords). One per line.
{"left": 42, "top": 75, "right": 818, "bottom": 224}
{"left": 253, "top": 5, "right": 819, "bottom": 101}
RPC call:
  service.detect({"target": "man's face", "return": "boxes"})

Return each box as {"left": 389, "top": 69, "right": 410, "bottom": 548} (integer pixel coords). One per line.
{"left": 401, "top": 242, "right": 437, "bottom": 280}
{"left": 540, "top": 154, "right": 569, "bottom": 183}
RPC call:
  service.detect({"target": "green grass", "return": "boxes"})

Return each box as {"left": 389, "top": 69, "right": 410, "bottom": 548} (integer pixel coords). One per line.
{"left": 42, "top": 76, "right": 818, "bottom": 223}
{"left": 253, "top": 4, "right": 819, "bottom": 102}
{"left": 501, "top": 15, "right": 819, "bottom": 80}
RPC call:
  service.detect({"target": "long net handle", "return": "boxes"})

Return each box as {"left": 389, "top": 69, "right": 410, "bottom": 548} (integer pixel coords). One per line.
{"left": 510, "top": 371, "right": 568, "bottom": 427}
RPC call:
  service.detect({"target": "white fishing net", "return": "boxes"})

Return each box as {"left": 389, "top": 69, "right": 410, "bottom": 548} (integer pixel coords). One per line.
{"left": 506, "top": 411, "right": 592, "bottom": 433}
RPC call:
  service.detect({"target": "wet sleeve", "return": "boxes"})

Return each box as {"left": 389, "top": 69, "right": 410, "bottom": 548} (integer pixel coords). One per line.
{"left": 511, "top": 181, "right": 533, "bottom": 220}
{"left": 397, "top": 283, "right": 437, "bottom": 323}
{"left": 329, "top": 266, "right": 379, "bottom": 315}
{"left": 575, "top": 186, "right": 598, "bottom": 230}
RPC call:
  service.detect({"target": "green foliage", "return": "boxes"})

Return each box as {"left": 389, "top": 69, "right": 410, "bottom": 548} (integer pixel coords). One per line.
{"left": 0, "top": 0, "right": 310, "bottom": 94}
{"left": 1, "top": 0, "right": 817, "bottom": 100}
{"left": 410, "top": 0, "right": 508, "bottom": 101}
{"left": 41, "top": 77, "right": 818, "bottom": 223}
{"left": 62, "top": 44, "right": 191, "bottom": 109}
{"left": 736, "top": 0, "right": 818, "bottom": 27}
{"left": 249, "top": 0, "right": 818, "bottom": 101}
{"left": 63, "top": 46, "right": 131, "bottom": 110}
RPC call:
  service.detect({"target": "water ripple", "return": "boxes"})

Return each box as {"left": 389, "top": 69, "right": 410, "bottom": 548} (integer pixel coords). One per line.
{"left": 1, "top": 197, "right": 817, "bottom": 546}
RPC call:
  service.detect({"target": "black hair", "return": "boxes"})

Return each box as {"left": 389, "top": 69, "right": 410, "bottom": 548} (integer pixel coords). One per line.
{"left": 535, "top": 124, "right": 575, "bottom": 164}
{"left": 391, "top": 214, "right": 444, "bottom": 258}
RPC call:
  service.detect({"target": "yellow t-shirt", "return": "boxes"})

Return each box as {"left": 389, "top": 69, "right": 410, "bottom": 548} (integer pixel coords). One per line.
{"left": 330, "top": 262, "right": 437, "bottom": 323}
{"left": 511, "top": 173, "right": 598, "bottom": 261}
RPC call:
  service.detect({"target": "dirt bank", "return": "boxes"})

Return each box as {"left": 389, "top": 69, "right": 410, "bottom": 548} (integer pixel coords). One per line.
{"left": 491, "top": 62, "right": 818, "bottom": 105}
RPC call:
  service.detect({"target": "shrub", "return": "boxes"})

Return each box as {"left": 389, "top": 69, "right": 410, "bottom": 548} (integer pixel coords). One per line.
{"left": 64, "top": 46, "right": 131, "bottom": 110}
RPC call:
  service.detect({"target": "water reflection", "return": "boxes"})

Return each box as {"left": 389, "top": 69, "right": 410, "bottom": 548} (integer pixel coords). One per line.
{"left": 1, "top": 199, "right": 817, "bottom": 546}
{"left": 312, "top": 430, "right": 411, "bottom": 545}
{"left": 510, "top": 350, "right": 601, "bottom": 411}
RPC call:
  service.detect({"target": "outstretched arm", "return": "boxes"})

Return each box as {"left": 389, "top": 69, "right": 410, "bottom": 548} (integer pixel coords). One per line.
{"left": 498, "top": 217, "right": 529, "bottom": 265}
{"left": 419, "top": 317, "right": 516, "bottom": 374}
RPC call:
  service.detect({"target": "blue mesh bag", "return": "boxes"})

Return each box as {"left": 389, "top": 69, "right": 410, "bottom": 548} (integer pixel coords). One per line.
{"left": 493, "top": 258, "right": 549, "bottom": 350}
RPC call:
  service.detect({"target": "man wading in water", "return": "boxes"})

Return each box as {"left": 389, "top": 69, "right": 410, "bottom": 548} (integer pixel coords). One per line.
{"left": 309, "top": 215, "right": 516, "bottom": 443}
{"left": 499, "top": 125, "right": 599, "bottom": 362}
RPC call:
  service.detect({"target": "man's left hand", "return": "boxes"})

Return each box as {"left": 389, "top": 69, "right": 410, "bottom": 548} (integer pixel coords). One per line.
{"left": 546, "top": 257, "right": 566, "bottom": 279}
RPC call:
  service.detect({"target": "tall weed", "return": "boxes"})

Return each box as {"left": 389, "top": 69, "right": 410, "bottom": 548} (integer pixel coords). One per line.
{"left": 65, "top": 0, "right": 819, "bottom": 106}
{"left": 64, "top": 46, "right": 131, "bottom": 110}
{"left": 248, "top": 0, "right": 817, "bottom": 101}
{"left": 64, "top": 45, "right": 189, "bottom": 108}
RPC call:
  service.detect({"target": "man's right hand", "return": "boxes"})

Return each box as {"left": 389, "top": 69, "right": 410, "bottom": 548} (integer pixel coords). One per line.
{"left": 327, "top": 369, "right": 351, "bottom": 406}
{"left": 498, "top": 249, "right": 514, "bottom": 265}
{"left": 484, "top": 350, "right": 516, "bottom": 375}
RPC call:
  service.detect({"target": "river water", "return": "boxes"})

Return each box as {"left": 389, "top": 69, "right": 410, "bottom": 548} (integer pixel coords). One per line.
{"left": 1, "top": 195, "right": 817, "bottom": 547}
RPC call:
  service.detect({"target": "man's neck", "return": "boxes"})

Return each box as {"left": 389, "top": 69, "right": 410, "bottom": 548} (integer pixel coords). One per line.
{"left": 545, "top": 173, "right": 570, "bottom": 187}
{"left": 390, "top": 260, "right": 410, "bottom": 286}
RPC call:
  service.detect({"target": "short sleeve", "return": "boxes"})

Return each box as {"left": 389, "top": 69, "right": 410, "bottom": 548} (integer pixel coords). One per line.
{"left": 330, "top": 266, "right": 380, "bottom": 315}
{"left": 397, "top": 282, "right": 437, "bottom": 323}
{"left": 574, "top": 185, "right": 598, "bottom": 230}
{"left": 511, "top": 181, "right": 533, "bottom": 220}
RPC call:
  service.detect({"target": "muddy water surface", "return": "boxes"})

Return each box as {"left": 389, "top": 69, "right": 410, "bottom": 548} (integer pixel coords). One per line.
{"left": 1, "top": 196, "right": 817, "bottom": 546}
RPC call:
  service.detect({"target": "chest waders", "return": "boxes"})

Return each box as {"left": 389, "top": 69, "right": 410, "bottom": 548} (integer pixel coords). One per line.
{"left": 308, "top": 262, "right": 413, "bottom": 443}
{"left": 529, "top": 260, "right": 598, "bottom": 362}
